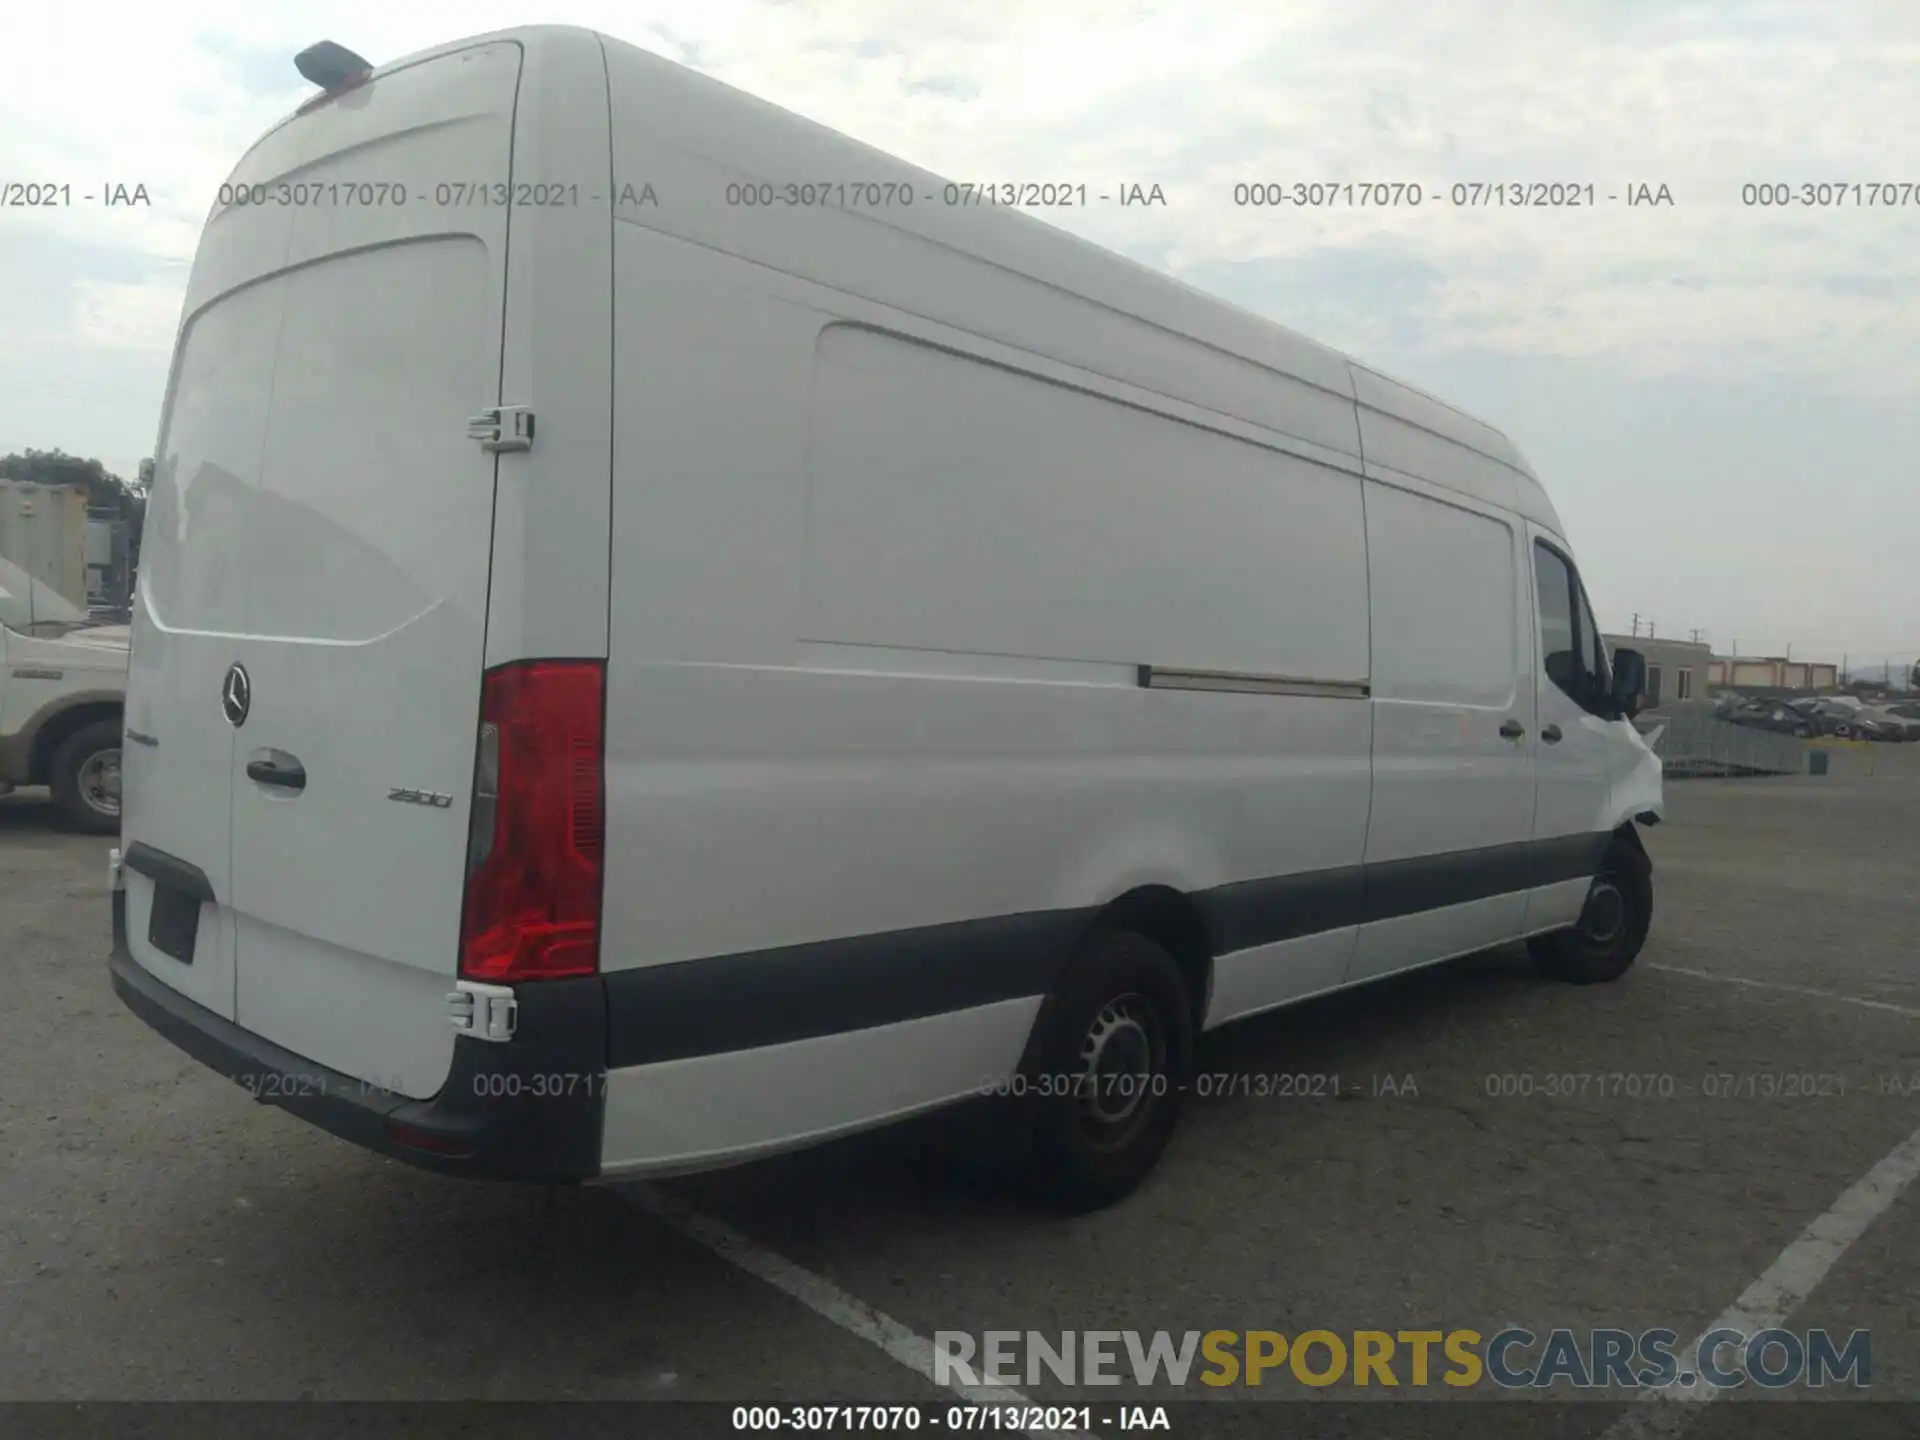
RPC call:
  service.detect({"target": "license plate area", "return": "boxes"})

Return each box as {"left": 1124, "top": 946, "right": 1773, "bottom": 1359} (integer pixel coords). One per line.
{"left": 148, "top": 884, "right": 202, "bottom": 964}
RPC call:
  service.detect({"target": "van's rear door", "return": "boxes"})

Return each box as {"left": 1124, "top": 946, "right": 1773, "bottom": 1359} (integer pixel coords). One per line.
{"left": 220, "top": 40, "right": 523, "bottom": 1100}
{"left": 120, "top": 137, "right": 307, "bottom": 1022}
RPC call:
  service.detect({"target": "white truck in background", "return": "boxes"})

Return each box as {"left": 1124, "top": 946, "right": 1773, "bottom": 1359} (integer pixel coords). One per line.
{"left": 0, "top": 552, "right": 129, "bottom": 832}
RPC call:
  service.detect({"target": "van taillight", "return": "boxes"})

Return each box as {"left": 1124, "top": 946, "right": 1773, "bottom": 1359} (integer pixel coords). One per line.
{"left": 458, "top": 660, "right": 606, "bottom": 982}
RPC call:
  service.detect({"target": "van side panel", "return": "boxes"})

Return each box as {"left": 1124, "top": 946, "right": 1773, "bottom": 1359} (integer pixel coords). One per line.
{"left": 800, "top": 326, "right": 1369, "bottom": 679}
{"left": 603, "top": 998, "right": 1043, "bottom": 1177}
{"left": 585, "top": 27, "right": 1624, "bottom": 1175}
{"left": 596, "top": 226, "right": 1376, "bottom": 962}
{"left": 597, "top": 38, "right": 1362, "bottom": 464}
{"left": 596, "top": 226, "right": 1373, "bottom": 1173}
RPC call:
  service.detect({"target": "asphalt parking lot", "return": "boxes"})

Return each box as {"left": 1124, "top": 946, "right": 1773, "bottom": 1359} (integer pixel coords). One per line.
{"left": 3, "top": 746, "right": 1918, "bottom": 1438}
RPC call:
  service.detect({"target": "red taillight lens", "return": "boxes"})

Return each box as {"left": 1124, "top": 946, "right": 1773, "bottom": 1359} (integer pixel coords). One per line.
{"left": 458, "top": 660, "right": 606, "bottom": 982}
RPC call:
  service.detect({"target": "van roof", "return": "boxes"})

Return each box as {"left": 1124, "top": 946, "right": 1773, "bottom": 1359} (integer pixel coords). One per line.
{"left": 255, "top": 25, "right": 1562, "bottom": 533}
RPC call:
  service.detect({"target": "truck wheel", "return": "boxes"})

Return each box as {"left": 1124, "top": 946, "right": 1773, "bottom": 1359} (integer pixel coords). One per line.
{"left": 50, "top": 719, "right": 123, "bottom": 835}
{"left": 1529, "top": 836, "right": 1652, "bottom": 985}
{"left": 1014, "top": 929, "right": 1192, "bottom": 1212}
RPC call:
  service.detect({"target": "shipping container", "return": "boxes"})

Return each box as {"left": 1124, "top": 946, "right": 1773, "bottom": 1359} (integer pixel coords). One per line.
{"left": 0, "top": 481, "right": 90, "bottom": 614}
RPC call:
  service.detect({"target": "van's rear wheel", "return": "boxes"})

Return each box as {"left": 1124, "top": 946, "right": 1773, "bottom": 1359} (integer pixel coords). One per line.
{"left": 1015, "top": 929, "right": 1192, "bottom": 1212}
{"left": 50, "top": 719, "right": 123, "bottom": 835}
{"left": 1529, "top": 836, "right": 1652, "bottom": 985}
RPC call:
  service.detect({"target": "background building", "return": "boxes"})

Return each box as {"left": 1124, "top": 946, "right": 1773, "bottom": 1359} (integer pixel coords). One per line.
{"left": 0, "top": 478, "right": 90, "bottom": 609}
{"left": 1603, "top": 634, "right": 1712, "bottom": 707}
{"left": 1705, "top": 655, "right": 1840, "bottom": 691}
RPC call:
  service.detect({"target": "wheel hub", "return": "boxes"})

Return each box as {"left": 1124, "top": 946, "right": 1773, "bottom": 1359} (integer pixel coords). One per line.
{"left": 78, "top": 749, "right": 122, "bottom": 818}
{"left": 1079, "top": 998, "right": 1157, "bottom": 1129}
{"left": 1582, "top": 876, "right": 1626, "bottom": 945}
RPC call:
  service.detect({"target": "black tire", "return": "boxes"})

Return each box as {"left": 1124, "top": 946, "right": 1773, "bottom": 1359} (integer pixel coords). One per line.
{"left": 1012, "top": 929, "right": 1193, "bottom": 1212}
{"left": 50, "top": 719, "right": 123, "bottom": 835}
{"left": 1529, "top": 835, "right": 1652, "bottom": 985}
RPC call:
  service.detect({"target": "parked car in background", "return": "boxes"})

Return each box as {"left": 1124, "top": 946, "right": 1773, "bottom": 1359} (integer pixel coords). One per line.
{"left": 0, "top": 554, "right": 128, "bottom": 831}
{"left": 1723, "top": 699, "right": 1815, "bottom": 737}
{"left": 1853, "top": 706, "right": 1920, "bottom": 742}
{"left": 1728, "top": 702, "right": 1812, "bottom": 737}
{"left": 1804, "top": 698, "right": 1870, "bottom": 737}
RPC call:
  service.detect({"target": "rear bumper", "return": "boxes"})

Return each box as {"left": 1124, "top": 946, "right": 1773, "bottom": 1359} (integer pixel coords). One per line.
{"left": 108, "top": 890, "right": 605, "bottom": 1183}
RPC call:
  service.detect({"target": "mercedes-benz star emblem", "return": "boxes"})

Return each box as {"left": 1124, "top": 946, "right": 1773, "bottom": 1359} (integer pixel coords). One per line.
{"left": 221, "top": 663, "right": 251, "bottom": 728}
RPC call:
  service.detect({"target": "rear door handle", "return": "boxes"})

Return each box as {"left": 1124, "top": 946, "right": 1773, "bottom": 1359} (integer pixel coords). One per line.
{"left": 1499, "top": 719, "right": 1526, "bottom": 740}
{"left": 245, "top": 758, "right": 307, "bottom": 792}
{"left": 1541, "top": 724, "right": 1564, "bottom": 744}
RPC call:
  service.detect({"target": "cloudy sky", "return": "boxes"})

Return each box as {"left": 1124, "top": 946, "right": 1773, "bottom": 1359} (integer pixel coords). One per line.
{"left": 3, "top": 0, "right": 1915, "bottom": 665}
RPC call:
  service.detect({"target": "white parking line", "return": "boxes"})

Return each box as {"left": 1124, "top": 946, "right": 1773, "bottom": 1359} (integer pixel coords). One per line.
{"left": 1648, "top": 963, "right": 1920, "bottom": 1019}
{"left": 624, "top": 1183, "right": 1095, "bottom": 1439}
{"left": 1600, "top": 1121, "right": 1920, "bottom": 1440}
{"left": 628, "top": 960, "right": 1916, "bottom": 1436}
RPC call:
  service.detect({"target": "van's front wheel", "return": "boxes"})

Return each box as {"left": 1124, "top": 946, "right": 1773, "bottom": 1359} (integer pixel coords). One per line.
{"left": 1529, "top": 835, "right": 1652, "bottom": 985}
{"left": 1016, "top": 930, "right": 1192, "bottom": 1212}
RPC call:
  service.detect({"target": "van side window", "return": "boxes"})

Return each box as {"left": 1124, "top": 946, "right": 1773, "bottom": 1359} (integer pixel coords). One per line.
{"left": 1533, "top": 545, "right": 1579, "bottom": 699}
{"left": 1577, "top": 582, "right": 1609, "bottom": 697}
{"left": 1533, "top": 542, "right": 1608, "bottom": 715}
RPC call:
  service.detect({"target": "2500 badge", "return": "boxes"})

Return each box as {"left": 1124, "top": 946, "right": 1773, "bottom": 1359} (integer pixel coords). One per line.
{"left": 387, "top": 787, "right": 453, "bottom": 808}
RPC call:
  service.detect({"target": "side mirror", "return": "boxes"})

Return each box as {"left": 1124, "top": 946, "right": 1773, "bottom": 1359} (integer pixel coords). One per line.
{"left": 1609, "top": 648, "right": 1647, "bottom": 719}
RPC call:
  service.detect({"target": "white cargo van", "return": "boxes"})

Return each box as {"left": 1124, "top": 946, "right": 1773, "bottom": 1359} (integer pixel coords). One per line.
{"left": 110, "top": 26, "right": 1663, "bottom": 1211}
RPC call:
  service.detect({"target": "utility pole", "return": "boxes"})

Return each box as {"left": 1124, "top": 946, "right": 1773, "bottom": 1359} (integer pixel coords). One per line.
{"left": 1629, "top": 613, "right": 1640, "bottom": 638}
{"left": 1648, "top": 620, "right": 1656, "bottom": 639}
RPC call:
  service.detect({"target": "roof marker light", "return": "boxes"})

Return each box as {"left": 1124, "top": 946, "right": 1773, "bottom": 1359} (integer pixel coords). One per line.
{"left": 295, "top": 40, "right": 373, "bottom": 90}
{"left": 292, "top": 41, "right": 373, "bottom": 115}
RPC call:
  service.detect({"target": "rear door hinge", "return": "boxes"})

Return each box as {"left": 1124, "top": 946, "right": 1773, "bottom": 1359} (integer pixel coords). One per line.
{"left": 448, "top": 980, "right": 517, "bottom": 1042}
{"left": 466, "top": 405, "right": 534, "bottom": 453}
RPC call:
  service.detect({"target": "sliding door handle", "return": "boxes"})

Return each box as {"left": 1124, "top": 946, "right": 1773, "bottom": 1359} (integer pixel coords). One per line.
{"left": 1499, "top": 719, "right": 1526, "bottom": 740}
{"left": 1541, "top": 724, "right": 1564, "bottom": 744}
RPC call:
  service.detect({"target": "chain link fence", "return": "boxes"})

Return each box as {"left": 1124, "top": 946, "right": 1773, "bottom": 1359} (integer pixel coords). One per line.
{"left": 1635, "top": 707, "right": 1807, "bottom": 778}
